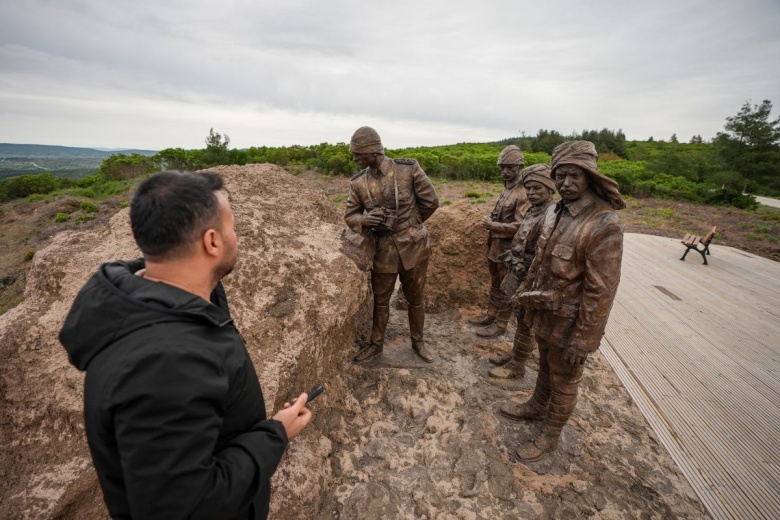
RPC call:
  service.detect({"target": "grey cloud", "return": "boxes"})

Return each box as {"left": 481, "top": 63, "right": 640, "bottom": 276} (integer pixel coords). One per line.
{"left": 1, "top": 0, "right": 779, "bottom": 148}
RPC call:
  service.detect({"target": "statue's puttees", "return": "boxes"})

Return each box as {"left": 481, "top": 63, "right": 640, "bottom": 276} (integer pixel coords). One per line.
{"left": 488, "top": 164, "right": 556, "bottom": 380}
{"left": 344, "top": 127, "right": 440, "bottom": 363}
{"left": 468, "top": 145, "right": 530, "bottom": 337}
{"left": 500, "top": 140, "right": 625, "bottom": 463}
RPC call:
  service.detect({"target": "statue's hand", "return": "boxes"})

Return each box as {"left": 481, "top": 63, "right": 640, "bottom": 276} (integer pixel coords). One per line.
{"left": 363, "top": 212, "right": 384, "bottom": 228}
{"left": 564, "top": 346, "right": 588, "bottom": 366}
{"left": 481, "top": 216, "right": 494, "bottom": 231}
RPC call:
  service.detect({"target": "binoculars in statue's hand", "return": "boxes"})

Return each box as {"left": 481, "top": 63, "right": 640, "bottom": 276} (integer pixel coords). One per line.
{"left": 369, "top": 207, "right": 398, "bottom": 232}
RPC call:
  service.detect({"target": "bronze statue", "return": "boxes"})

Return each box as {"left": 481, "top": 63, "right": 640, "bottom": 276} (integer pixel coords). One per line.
{"left": 488, "top": 164, "right": 556, "bottom": 379}
{"left": 500, "top": 141, "right": 625, "bottom": 463}
{"left": 344, "top": 127, "right": 440, "bottom": 363}
{"left": 468, "top": 146, "right": 530, "bottom": 337}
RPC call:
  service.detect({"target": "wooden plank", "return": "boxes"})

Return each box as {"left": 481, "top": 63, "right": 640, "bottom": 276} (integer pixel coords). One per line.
{"left": 601, "top": 233, "right": 780, "bottom": 520}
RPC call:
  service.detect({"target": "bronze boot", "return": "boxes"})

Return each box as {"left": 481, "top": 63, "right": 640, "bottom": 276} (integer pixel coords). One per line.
{"left": 354, "top": 304, "right": 389, "bottom": 362}
{"left": 488, "top": 359, "right": 526, "bottom": 379}
{"left": 468, "top": 288, "right": 501, "bottom": 326}
{"left": 498, "top": 370, "right": 552, "bottom": 421}
{"left": 488, "top": 352, "right": 513, "bottom": 366}
{"left": 476, "top": 296, "right": 511, "bottom": 337}
{"left": 489, "top": 327, "right": 535, "bottom": 378}
{"left": 516, "top": 383, "right": 579, "bottom": 462}
{"left": 516, "top": 426, "right": 561, "bottom": 463}
{"left": 409, "top": 303, "right": 433, "bottom": 362}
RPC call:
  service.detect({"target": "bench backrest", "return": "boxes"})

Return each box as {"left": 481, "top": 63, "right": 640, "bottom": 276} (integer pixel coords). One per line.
{"left": 702, "top": 226, "right": 717, "bottom": 245}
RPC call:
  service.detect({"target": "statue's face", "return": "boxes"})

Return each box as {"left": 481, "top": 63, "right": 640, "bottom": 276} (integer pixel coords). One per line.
{"left": 499, "top": 163, "right": 521, "bottom": 183}
{"left": 524, "top": 181, "right": 553, "bottom": 206}
{"left": 352, "top": 153, "right": 379, "bottom": 169}
{"left": 554, "top": 164, "right": 590, "bottom": 201}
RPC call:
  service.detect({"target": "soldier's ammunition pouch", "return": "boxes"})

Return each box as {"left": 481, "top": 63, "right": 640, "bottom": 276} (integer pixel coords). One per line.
{"left": 500, "top": 269, "right": 523, "bottom": 299}
{"left": 516, "top": 290, "right": 562, "bottom": 311}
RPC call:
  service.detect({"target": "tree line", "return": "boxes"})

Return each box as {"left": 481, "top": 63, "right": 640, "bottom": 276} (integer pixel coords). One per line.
{"left": 2, "top": 102, "right": 778, "bottom": 208}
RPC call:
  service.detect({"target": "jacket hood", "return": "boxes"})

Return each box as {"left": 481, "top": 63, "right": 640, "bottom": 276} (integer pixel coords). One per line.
{"left": 59, "top": 259, "right": 232, "bottom": 371}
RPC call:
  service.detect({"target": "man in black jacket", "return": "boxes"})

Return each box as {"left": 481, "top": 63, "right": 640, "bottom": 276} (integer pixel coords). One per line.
{"left": 59, "top": 171, "right": 312, "bottom": 520}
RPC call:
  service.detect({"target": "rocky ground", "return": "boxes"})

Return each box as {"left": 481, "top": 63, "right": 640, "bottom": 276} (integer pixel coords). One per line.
{"left": 313, "top": 303, "right": 706, "bottom": 519}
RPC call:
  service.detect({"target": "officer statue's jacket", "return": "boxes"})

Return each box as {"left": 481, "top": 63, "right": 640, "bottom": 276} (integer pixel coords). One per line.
{"left": 344, "top": 155, "right": 439, "bottom": 274}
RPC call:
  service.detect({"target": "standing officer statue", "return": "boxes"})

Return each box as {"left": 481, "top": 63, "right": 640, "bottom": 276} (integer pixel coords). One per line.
{"left": 469, "top": 145, "right": 530, "bottom": 337}
{"left": 500, "top": 140, "right": 625, "bottom": 462}
{"left": 344, "top": 127, "right": 440, "bottom": 363}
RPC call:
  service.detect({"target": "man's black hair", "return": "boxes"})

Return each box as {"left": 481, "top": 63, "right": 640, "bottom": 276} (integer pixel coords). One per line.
{"left": 130, "top": 171, "right": 224, "bottom": 260}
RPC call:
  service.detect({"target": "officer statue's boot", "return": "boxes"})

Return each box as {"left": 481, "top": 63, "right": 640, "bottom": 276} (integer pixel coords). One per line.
{"left": 354, "top": 304, "right": 389, "bottom": 362}
{"left": 409, "top": 303, "right": 433, "bottom": 362}
{"left": 468, "top": 288, "right": 501, "bottom": 326}
{"left": 489, "top": 329, "right": 535, "bottom": 379}
{"left": 516, "top": 388, "right": 577, "bottom": 463}
{"left": 499, "top": 370, "right": 552, "bottom": 421}
{"left": 476, "top": 296, "right": 511, "bottom": 338}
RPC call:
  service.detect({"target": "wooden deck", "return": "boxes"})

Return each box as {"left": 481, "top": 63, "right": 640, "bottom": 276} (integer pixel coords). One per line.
{"left": 602, "top": 233, "right": 780, "bottom": 520}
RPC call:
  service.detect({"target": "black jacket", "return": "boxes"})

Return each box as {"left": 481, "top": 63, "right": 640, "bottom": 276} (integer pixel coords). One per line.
{"left": 59, "top": 259, "right": 288, "bottom": 520}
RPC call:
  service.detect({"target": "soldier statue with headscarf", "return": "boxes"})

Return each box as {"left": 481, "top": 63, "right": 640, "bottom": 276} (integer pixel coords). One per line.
{"left": 488, "top": 163, "right": 557, "bottom": 380}
{"left": 499, "top": 140, "right": 625, "bottom": 463}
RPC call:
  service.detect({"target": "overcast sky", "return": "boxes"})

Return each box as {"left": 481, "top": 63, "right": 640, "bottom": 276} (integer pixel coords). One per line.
{"left": 1, "top": 0, "right": 779, "bottom": 150}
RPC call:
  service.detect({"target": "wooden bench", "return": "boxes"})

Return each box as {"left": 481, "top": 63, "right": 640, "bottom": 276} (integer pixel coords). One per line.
{"left": 680, "top": 226, "right": 717, "bottom": 265}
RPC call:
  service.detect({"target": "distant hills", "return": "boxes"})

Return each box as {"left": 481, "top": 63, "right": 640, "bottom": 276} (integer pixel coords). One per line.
{"left": 0, "top": 143, "right": 158, "bottom": 179}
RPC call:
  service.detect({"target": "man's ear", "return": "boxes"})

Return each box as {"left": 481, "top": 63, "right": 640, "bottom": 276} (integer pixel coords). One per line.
{"left": 202, "top": 228, "right": 221, "bottom": 257}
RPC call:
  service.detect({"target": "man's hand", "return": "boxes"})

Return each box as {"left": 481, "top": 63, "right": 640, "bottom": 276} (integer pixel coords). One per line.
{"left": 481, "top": 215, "right": 494, "bottom": 231}
{"left": 272, "top": 393, "right": 312, "bottom": 440}
{"left": 564, "top": 346, "right": 588, "bottom": 366}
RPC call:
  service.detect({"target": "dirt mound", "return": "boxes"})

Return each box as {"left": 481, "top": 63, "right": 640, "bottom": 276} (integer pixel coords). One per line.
{"left": 0, "top": 164, "right": 371, "bottom": 519}
{"left": 398, "top": 202, "right": 491, "bottom": 313}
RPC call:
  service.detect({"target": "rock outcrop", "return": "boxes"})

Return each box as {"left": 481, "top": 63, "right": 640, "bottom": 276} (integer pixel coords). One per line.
{"left": 0, "top": 164, "right": 371, "bottom": 519}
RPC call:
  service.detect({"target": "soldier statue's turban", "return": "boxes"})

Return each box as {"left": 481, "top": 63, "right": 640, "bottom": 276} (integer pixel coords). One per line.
{"left": 349, "top": 126, "right": 384, "bottom": 154}
{"left": 551, "top": 140, "right": 626, "bottom": 210}
{"left": 521, "top": 163, "right": 556, "bottom": 192}
{"left": 497, "top": 145, "right": 525, "bottom": 166}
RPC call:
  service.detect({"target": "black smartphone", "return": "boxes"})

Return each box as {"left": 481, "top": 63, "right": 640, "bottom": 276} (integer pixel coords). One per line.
{"left": 306, "top": 385, "right": 324, "bottom": 402}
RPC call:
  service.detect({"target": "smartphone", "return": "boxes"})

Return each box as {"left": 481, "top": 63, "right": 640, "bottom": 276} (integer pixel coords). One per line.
{"left": 292, "top": 385, "right": 324, "bottom": 405}
{"left": 306, "top": 385, "right": 324, "bottom": 402}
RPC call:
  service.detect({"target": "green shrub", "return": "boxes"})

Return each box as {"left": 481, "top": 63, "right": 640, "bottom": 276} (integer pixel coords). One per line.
{"left": 98, "top": 153, "right": 159, "bottom": 181}
{"left": 442, "top": 199, "right": 453, "bottom": 206}
{"left": 119, "top": 200, "right": 129, "bottom": 208}
{"left": 75, "top": 214, "right": 96, "bottom": 224}
{"left": 464, "top": 190, "right": 482, "bottom": 198}
{"left": 0, "top": 173, "right": 61, "bottom": 201}
{"left": 329, "top": 194, "right": 347, "bottom": 203}
{"left": 80, "top": 201, "right": 99, "bottom": 213}
{"left": 23, "top": 250, "right": 35, "bottom": 262}
{"left": 54, "top": 213, "right": 71, "bottom": 222}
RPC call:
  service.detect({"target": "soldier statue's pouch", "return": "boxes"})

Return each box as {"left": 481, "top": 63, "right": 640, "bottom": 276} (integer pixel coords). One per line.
{"left": 500, "top": 270, "right": 521, "bottom": 299}
{"left": 339, "top": 228, "right": 376, "bottom": 272}
{"left": 516, "top": 290, "right": 562, "bottom": 311}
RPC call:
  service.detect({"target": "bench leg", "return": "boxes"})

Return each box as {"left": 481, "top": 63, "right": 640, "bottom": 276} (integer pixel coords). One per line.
{"left": 697, "top": 248, "right": 708, "bottom": 265}
{"left": 704, "top": 244, "right": 711, "bottom": 255}
{"left": 681, "top": 247, "right": 692, "bottom": 261}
